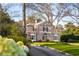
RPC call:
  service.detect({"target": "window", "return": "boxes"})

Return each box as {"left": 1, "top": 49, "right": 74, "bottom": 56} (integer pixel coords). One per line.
{"left": 43, "top": 26, "right": 48, "bottom": 32}
{"left": 43, "top": 33, "right": 48, "bottom": 40}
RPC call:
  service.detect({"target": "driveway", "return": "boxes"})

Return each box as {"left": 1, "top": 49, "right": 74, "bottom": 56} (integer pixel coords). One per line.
{"left": 29, "top": 46, "right": 70, "bottom": 56}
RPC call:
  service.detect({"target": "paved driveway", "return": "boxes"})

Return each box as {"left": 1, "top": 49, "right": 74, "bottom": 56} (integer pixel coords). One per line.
{"left": 29, "top": 46, "right": 70, "bottom": 56}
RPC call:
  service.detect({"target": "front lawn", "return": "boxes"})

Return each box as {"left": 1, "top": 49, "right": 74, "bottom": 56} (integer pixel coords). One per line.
{"left": 31, "top": 41, "right": 56, "bottom": 46}
{"left": 32, "top": 42, "right": 79, "bottom": 56}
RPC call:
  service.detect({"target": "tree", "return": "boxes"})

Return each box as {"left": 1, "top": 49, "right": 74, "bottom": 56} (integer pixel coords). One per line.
{"left": 27, "top": 16, "right": 36, "bottom": 24}
{"left": 60, "top": 22, "right": 79, "bottom": 42}
{"left": 23, "top": 4, "right": 32, "bottom": 46}
{"left": 62, "top": 22, "right": 75, "bottom": 35}
{"left": 0, "top": 4, "right": 27, "bottom": 44}
{"left": 23, "top": 3, "right": 26, "bottom": 39}
{"left": 26, "top": 3, "right": 53, "bottom": 25}
{"left": 7, "top": 23, "right": 26, "bottom": 44}
{"left": 26, "top": 15, "right": 42, "bottom": 24}
{"left": 0, "top": 9, "right": 14, "bottom": 36}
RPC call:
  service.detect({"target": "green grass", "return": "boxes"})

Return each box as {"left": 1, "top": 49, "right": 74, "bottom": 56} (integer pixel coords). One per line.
{"left": 31, "top": 41, "right": 56, "bottom": 46}
{"left": 67, "top": 41, "right": 79, "bottom": 46}
{"left": 32, "top": 42, "right": 79, "bottom": 56}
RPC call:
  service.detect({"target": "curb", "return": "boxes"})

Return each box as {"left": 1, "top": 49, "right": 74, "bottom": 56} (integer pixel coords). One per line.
{"left": 49, "top": 47, "right": 72, "bottom": 56}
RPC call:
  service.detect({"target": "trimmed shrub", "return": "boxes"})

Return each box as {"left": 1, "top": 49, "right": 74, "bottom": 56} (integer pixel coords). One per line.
{"left": 60, "top": 34, "right": 79, "bottom": 42}
{"left": 0, "top": 36, "right": 27, "bottom": 56}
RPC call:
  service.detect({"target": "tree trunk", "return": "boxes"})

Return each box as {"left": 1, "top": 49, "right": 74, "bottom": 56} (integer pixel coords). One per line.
{"left": 23, "top": 3, "right": 27, "bottom": 39}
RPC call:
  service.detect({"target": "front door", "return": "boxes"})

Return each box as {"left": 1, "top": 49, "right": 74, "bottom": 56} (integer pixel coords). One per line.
{"left": 43, "top": 33, "right": 48, "bottom": 41}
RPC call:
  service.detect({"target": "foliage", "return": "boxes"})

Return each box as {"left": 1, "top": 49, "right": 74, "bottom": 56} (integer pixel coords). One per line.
{"left": 0, "top": 11, "right": 14, "bottom": 37}
{"left": 6, "top": 24, "right": 26, "bottom": 44}
{"left": 17, "top": 41, "right": 29, "bottom": 54}
{"left": 60, "top": 22, "right": 79, "bottom": 42}
{"left": 17, "top": 41, "right": 24, "bottom": 47}
{"left": 0, "top": 36, "right": 27, "bottom": 56}
{"left": 60, "top": 34, "right": 73, "bottom": 42}
{"left": 0, "top": 10, "right": 27, "bottom": 45}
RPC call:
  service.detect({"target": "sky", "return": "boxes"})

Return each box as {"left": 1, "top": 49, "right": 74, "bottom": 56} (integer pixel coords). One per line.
{"left": 5, "top": 3, "right": 23, "bottom": 21}
{"left": 2, "top": 3, "right": 79, "bottom": 27}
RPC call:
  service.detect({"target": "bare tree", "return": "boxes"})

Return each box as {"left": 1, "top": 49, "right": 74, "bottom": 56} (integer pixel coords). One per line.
{"left": 26, "top": 3, "right": 71, "bottom": 27}
{"left": 26, "top": 3, "right": 53, "bottom": 25}
{"left": 70, "top": 4, "right": 79, "bottom": 24}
